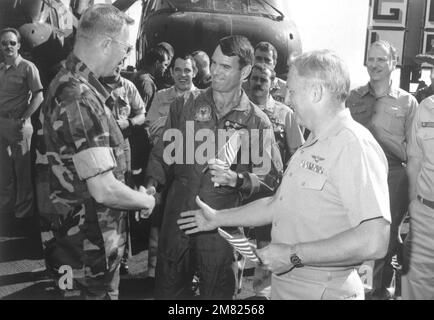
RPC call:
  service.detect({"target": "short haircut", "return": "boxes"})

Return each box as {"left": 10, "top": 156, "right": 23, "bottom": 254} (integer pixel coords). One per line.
{"left": 192, "top": 50, "right": 210, "bottom": 66}
{"left": 290, "top": 50, "right": 350, "bottom": 103}
{"left": 255, "top": 42, "right": 277, "bottom": 62}
{"left": 0, "top": 27, "right": 21, "bottom": 43}
{"left": 171, "top": 54, "right": 197, "bottom": 72}
{"left": 138, "top": 46, "right": 170, "bottom": 69}
{"left": 218, "top": 35, "right": 254, "bottom": 69}
{"left": 77, "top": 4, "right": 134, "bottom": 41}
{"left": 251, "top": 63, "right": 276, "bottom": 82}
{"left": 369, "top": 40, "right": 399, "bottom": 62}
{"left": 157, "top": 42, "right": 174, "bottom": 59}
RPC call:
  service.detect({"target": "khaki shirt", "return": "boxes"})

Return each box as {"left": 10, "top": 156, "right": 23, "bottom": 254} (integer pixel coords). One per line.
{"left": 407, "top": 96, "right": 434, "bottom": 200}
{"left": 346, "top": 84, "right": 418, "bottom": 165}
{"left": 271, "top": 108, "right": 390, "bottom": 250}
{"left": 0, "top": 54, "right": 43, "bottom": 118}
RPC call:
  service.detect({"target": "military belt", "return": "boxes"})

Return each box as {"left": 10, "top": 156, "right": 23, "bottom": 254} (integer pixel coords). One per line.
{"left": 417, "top": 195, "right": 434, "bottom": 210}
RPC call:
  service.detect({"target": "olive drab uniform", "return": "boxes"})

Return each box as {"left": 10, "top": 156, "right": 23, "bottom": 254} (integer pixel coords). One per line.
{"left": 146, "top": 88, "right": 283, "bottom": 299}
{"left": 35, "top": 54, "right": 128, "bottom": 299}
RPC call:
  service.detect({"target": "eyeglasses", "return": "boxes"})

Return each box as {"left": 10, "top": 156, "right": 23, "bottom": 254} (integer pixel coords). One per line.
{"left": 109, "top": 37, "right": 133, "bottom": 56}
{"left": 1, "top": 40, "right": 17, "bottom": 47}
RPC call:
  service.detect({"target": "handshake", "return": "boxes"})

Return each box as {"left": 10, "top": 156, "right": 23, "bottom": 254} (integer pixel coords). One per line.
{"left": 135, "top": 185, "right": 157, "bottom": 221}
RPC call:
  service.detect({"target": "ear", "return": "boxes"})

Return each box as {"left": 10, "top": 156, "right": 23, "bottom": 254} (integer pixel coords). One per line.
{"left": 310, "top": 82, "right": 324, "bottom": 103}
{"left": 100, "top": 37, "right": 112, "bottom": 55}
{"left": 17, "top": 42, "right": 21, "bottom": 51}
{"left": 241, "top": 64, "right": 252, "bottom": 81}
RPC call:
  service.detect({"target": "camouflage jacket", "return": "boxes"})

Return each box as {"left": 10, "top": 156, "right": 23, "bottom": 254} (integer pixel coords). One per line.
{"left": 35, "top": 54, "right": 127, "bottom": 276}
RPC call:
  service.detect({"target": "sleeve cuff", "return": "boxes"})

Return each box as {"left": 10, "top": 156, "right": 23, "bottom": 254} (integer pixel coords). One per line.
{"left": 238, "top": 172, "right": 260, "bottom": 198}
{"left": 72, "top": 147, "right": 117, "bottom": 181}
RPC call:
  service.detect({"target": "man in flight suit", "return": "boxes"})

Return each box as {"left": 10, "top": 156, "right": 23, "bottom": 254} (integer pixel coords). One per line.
{"left": 145, "top": 35, "right": 283, "bottom": 300}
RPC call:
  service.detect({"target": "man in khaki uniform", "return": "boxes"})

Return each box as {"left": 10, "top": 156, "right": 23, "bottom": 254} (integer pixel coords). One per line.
{"left": 346, "top": 41, "right": 418, "bottom": 299}
{"left": 0, "top": 27, "right": 43, "bottom": 222}
{"left": 402, "top": 96, "right": 434, "bottom": 299}
{"left": 178, "top": 50, "right": 391, "bottom": 300}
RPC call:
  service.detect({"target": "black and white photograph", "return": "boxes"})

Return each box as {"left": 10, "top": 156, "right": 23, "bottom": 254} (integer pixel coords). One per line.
{"left": 1, "top": 0, "right": 434, "bottom": 307}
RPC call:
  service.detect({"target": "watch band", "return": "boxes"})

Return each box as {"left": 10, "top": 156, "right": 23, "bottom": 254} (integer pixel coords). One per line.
{"left": 235, "top": 172, "right": 244, "bottom": 189}
{"left": 290, "top": 244, "right": 303, "bottom": 268}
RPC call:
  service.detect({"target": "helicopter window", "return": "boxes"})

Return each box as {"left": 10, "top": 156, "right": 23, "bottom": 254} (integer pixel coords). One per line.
{"left": 248, "top": 0, "right": 279, "bottom": 16}
{"left": 213, "top": 0, "right": 243, "bottom": 12}
{"left": 152, "top": 0, "right": 281, "bottom": 17}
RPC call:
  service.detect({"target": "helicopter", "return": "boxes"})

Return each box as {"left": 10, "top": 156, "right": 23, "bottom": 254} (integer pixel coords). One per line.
{"left": 136, "top": 0, "right": 302, "bottom": 79}
{"left": 0, "top": 0, "right": 137, "bottom": 85}
{"left": 0, "top": 0, "right": 302, "bottom": 84}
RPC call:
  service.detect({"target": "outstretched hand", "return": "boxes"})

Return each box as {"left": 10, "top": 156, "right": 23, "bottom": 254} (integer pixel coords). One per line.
{"left": 177, "top": 196, "right": 220, "bottom": 234}
{"left": 135, "top": 186, "right": 156, "bottom": 221}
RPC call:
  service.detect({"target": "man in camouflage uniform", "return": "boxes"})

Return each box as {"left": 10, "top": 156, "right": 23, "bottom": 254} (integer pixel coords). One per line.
{"left": 35, "top": 4, "right": 155, "bottom": 300}
{"left": 100, "top": 64, "right": 147, "bottom": 274}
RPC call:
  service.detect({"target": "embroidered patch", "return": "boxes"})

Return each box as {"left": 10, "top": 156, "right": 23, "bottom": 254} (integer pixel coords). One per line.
{"left": 300, "top": 160, "right": 324, "bottom": 175}
{"left": 194, "top": 105, "right": 212, "bottom": 122}
{"left": 224, "top": 120, "right": 245, "bottom": 131}
{"left": 312, "top": 155, "right": 325, "bottom": 163}
{"left": 422, "top": 122, "right": 434, "bottom": 128}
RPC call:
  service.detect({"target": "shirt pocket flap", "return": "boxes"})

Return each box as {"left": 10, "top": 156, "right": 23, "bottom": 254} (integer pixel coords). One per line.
{"left": 350, "top": 103, "right": 370, "bottom": 114}
{"left": 384, "top": 105, "right": 406, "bottom": 118}
{"left": 300, "top": 174, "right": 327, "bottom": 191}
{"left": 421, "top": 128, "right": 434, "bottom": 140}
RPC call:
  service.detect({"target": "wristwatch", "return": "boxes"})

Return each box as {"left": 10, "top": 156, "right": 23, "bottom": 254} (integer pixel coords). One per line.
{"left": 235, "top": 172, "right": 244, "bottom": 188}
{"left": 290, "top": 245, "right": 304, "bottom": 268}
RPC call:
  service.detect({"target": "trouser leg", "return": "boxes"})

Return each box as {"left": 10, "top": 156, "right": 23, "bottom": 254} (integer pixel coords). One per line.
{"left": 154, "top": 211, "right": 194, "bottom": 300}
{"left": 372, "top": 165, "right": 408, "bottom": 296}
{"left": 13, "top": 122, "right": 34, "bottom": 218}
{"left": 0, "top": 136, "right": 15, "bottom": 217}
{"left": 402, "top": 200, "right": 434, "bottom": 300}
{"left": 253, "top": 224, "right": 272, "bottom": 298}
{"left": 195, "top": 231, "right": 236, "bottom": 300}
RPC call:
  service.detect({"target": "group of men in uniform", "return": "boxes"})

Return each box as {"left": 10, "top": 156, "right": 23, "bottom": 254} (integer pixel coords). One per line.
{"left": 2, "top": 3, "right": 434, "bottom": 300}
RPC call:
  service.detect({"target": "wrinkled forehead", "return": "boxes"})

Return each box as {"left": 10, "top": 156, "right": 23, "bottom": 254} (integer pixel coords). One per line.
{"left": 0, "top": 31, "right": 18, "bottom": 42}
{"left": 255, "top": 49, "right": 274, "bottom": 60}
{"left": 251, "top": 67, "right": 272, "bottom": 80}
{"left": 367, "top": 44, "right": 391, "bottom": 59}
{"left": 174, "top": 57, "right": 194, "bottom": 69}
{"left": 212, "top": 45, "right": 241, "bottom": 68}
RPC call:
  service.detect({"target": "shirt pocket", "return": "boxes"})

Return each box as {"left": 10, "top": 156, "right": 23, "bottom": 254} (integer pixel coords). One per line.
{"left": 299, "top": 173, "right": 327, "bottom": 191}
{"left": 6, "top": 74, "right": 25, "bottom": 93}
{"left": 382, "top": 105, "right": 406, "bottom": 136}
{"left": 420, "top": 129, "right": 434, "bottom": 160}
{"left": 349, "top": 103, "right": 372, "bottom": 127}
